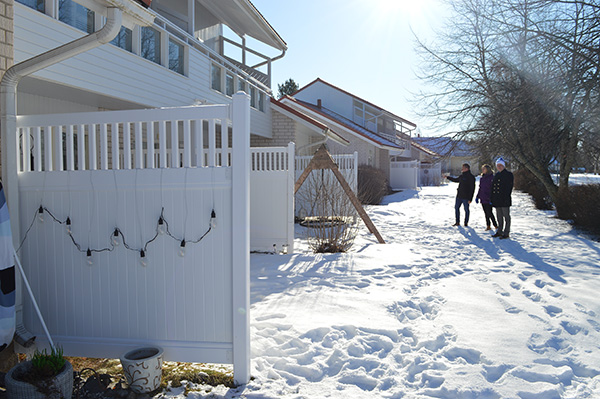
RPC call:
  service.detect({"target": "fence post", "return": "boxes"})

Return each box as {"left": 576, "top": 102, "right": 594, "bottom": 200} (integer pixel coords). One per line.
{"left": 287, "top": 142, "right": 295, "bottom": 252}
{"left": 231, "top": 92, "right": 250, "bottom": 385}
{"left": 353, "top": 151, "right": 358, "bottom": 193}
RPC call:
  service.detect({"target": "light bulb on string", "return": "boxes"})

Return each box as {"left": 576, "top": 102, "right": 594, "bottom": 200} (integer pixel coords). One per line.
{"left": 140, "top": 250, "right": 148, "bottom": 267}
{"left": 111, "top": 229, "right": 120, "bottom": 247}
{"left": 210, "top": 209, "right": 217, "bottom": 229}
{"left": 179, "top": 240, "right": 186, "bottom": 257}
{"left": 158, "top": 216, "right": 166, "bottom": 235}
{"left": 86, "top": 249, "right": 93, "bottom": 266}
{"left": 37, "top": 206, "right": 44, "bottom": 223}
{"left": 65, "top": 217, "right": 72, "bottom": 235}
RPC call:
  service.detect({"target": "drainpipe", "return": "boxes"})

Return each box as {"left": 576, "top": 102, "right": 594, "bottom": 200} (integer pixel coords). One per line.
{"left": 296, "top": 129, "right": 331, "bottom": 156}
{"left": 0, "top": 6, "right": 123, "bottom": 348}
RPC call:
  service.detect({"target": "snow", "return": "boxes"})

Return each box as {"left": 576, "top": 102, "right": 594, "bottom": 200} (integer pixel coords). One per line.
{"left": 158, "top": 183, "right": 600, "bottom": 399}
{"left": 553, "top": 173, "right": 600, "bottom": 186}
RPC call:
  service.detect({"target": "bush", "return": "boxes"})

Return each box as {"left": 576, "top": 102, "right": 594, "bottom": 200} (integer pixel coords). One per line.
{"left": 559, "top": 185, "right": 600, "bottom": 228}
{"left": 358, "top": 165, "right": 389, "bottom": 205}
{"left": 514, "top": 168, "right": 553, "bottom": 210}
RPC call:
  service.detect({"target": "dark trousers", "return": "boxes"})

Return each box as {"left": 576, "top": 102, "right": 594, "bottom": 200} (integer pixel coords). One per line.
{"left": 482, "top": 204, "right": 497, "bottom": 227}
{"left": 455, "top": 198, "right": 470, "bottom": 224}
{"left": 496, "top": 207, "right": 511, "bottom": 236}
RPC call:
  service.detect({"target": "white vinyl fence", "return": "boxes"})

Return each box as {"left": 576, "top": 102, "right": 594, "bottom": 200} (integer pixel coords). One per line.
{"left": 295, "top": 152, "right": 358, "bottom": 218}
{"left": 250, "top": 144, "right": 295, "bottom": 253}
{"left": 13, "top": 94, "right": 251, "bottom": 384}
{"left": 390, "top": 160, "right": 419, "bottom": 190}
{"left": 420, "top": 163, "right": 443, "bottom": 186}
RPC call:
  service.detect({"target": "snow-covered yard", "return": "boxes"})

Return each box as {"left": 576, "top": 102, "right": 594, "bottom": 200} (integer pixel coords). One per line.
{"left": 162, "top": 183, "right": 600, "bottom": 399}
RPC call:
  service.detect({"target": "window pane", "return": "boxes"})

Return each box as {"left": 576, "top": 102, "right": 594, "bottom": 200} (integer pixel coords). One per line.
{"left": 258, "top": 92, "right": 265, "bottom": 112}
{"left": 211, "top": 65, "right": 222, "bottom": 92}
{"left": 141, "top": 26, "right": 161, "bottom": 65}
{"left": 59, "top": 0, "right": 95, "bottom": 34}
{"left": 250, "top": 86, "right": 257, "bottom": 108}
{"left": 226, "top": 73, "right": 234, "bottom": 96}
{"left": 238, "top": 80, "right": 246, "bottom": 93}
{"left": 111, "top": 26, "right": 132, "bottom": 52}
{"left": 169, "top": 39, "right": 184, "bottom": 75}
{"left": 16, "top": 0, "right": 44, "bottom": 12}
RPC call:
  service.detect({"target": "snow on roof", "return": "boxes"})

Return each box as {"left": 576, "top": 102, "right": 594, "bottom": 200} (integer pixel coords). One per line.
{"left": 413, "top": 137, "right": 476, "bottom": 157}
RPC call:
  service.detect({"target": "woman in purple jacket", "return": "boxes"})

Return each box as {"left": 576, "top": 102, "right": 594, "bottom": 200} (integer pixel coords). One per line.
{"left": 476, "top": 164, "right": 498, "bottom": 230}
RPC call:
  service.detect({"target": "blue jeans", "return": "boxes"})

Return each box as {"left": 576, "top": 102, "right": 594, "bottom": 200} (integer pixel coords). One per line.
{"left": 455, "top": 198, "right": 470, "bottom": 224}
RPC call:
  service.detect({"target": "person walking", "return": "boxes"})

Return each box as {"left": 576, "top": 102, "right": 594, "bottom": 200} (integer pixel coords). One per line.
{"left": 445, "top": 163, "right": 476, "bottom": 227}
{"left": 491, "top": 157, "right": 514, "bottom": 239}
{"left": 475, "top": 164, "right": 498, "bottom": 231}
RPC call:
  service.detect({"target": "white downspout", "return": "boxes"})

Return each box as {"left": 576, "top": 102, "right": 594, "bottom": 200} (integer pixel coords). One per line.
{"left": 296, "top": 129, "right": 331, "bottom": 156}
{"left": 0, "top": 6, "right": 123, "bottom": 346}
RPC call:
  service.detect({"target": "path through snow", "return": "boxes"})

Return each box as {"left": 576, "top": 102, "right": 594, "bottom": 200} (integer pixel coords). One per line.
{"left": 163, "top": 183, "right": 600, "bottom": 399}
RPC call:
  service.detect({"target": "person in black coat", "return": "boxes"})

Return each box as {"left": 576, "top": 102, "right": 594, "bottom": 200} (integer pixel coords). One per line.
{"left": 491, "top": 157, "right": 514, "bottom": 239}
{"left": 445, "top": 163, "right": 476, "bottom": 226}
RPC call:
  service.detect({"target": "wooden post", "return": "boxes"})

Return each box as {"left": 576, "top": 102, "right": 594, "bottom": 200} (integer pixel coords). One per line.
{"left": 294, "top": 145, "right": 385, "bottom": 244}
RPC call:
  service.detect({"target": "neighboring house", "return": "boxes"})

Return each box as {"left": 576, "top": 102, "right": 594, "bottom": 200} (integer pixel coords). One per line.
{"left": 267, "top": 78, "right": 440, "bottom": 189}
{"left": 413, "top": 136, "right": 479, "bottom": 175}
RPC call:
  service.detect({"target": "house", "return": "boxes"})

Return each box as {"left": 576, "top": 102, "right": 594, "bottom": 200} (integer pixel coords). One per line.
{"left": 412, "top": 136, "right": 479, "bottom": 175}
{"left": 0, "top": 0, "right": 298, "bottom": 384}
{"left": 266, "top": 78, "right": 441, "bottom": 189}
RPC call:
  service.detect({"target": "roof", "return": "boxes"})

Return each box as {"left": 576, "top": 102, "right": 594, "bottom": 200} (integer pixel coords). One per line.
{"left": 294, "top": 78, "right": 416, "bottom": 129}
{"left": 270, "top": 98, "right": 349, "bottom": 146}
{"left": 280, "top": 96, "right": 406, "bottom": 151}
{"left": 413, "top": 137, "right": 476, "bottom": 157}
{"left": 198, "top": 0, "right": 287, "bottom": 51}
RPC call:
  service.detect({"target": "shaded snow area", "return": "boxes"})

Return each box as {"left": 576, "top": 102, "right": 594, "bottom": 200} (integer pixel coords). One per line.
{"left": 160, "top": 184, "right": 600, "bottom": 399}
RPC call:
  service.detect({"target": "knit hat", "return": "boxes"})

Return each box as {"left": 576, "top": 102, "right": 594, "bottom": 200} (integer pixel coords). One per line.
{"left": 496, "top": 157, "right": 506, "bottom": 167}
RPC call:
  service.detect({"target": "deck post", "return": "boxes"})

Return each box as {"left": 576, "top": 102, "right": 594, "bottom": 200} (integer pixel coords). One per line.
{"left": 231, "top": 92, "right": 251, "bottom": 385}
{"left": 287, "top": 142, "right": 295, "bottom": 252}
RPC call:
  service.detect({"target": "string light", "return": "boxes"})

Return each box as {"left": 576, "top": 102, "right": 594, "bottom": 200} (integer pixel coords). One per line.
{"left": 17, "top": 205, "right": 216, "bottom": 266}
{"left": 140, "top": 250, "right": 148, "bottom": 267}
{"left": 111, "top": 228, "right": 120, "bottom": 247}
{"left": 86, "top": 249, "right": 93, "bottom": 266}
{"left": 210, "top": 209, "right": 217, "bottom": 229}
{"left": 158, "top": 216, "right": 166, "bottom": 235}
{"left": 65, "top": 217, "right": 72, "bottom": 234}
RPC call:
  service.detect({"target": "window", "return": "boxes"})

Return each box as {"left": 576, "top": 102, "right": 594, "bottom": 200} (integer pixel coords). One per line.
{"left": 59, "top": 0, "right": 95, "bottom": 34}
{"left": 111, "top": 26, "right": 132, "bottom": 52}
{"left": 258, "top": 92, "right": 265, "bottom": 112}
{"left": 226, "top": 73, "right": 234, "bottom": 96}
{"left": 238, "top": 79, "right": 246, "bottom": 93}
{"left": 141, "top": 26, "right": 161, "bottom": 65}
{"left": 211, "top": 64, "right": 222, "bottom": 92}
{"left": 169, "top": 39, "right": 184, "bottom": 75}
{"left": 16, "top": 0, "right": 44, "bottom": 12}
{"left": 250, "top": 86, "right": 257, "bottom": 108}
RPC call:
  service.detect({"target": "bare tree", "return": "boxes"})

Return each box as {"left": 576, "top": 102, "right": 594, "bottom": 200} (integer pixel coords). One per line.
{"left": 416, "top": 0, "right": 600, "bottom": 212}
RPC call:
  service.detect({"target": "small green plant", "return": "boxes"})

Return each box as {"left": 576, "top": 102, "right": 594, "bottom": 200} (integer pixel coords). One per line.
{"left": 32, "top": 346, "right": 66, "bottom": 379}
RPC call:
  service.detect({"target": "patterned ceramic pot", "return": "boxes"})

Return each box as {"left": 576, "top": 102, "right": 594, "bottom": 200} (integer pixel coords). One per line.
{"left": 120, "top": 346, "right": 163, "bottom": 393}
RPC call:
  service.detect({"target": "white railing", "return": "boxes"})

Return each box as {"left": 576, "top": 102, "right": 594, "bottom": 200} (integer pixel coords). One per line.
{"left": 252, "top": 146, "right": 291, "bottom": 172}
{"left": 17, "top": 105, "right": 232, "bottom": 173}
{"left": 295, "top": 152, "right": 358, "bottom": 178}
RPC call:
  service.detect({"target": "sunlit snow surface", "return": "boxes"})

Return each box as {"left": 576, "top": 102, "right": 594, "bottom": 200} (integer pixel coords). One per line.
{"left": 158, "top": 181, "right": 600, "bottom": 399}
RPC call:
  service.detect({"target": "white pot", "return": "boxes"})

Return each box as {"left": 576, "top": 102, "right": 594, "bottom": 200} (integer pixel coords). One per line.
{"left": 120, "top": 346, "right": 163, "bottom": 393}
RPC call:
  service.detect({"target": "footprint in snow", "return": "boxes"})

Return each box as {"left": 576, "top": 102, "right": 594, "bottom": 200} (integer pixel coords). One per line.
{"left": 544, "top": 305, "right": 563, "bottom": 317}
{"left": 497, "top": 297, "right": 522, "bottom": 314}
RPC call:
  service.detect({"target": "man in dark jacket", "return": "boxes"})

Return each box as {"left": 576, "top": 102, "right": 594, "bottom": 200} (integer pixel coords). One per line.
{"left": 445, "top": 163, "right": 476, "bottom": 226}
{"left": 491, "top": 157, "right": 514, "bottom": 239}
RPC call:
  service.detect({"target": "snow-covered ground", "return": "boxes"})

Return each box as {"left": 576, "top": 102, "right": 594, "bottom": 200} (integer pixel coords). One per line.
{"left": 161, "top": 183, "right": 600, "bottom": 399}
{"left": 553, "top": 173, "right": 600, "bottom": 186}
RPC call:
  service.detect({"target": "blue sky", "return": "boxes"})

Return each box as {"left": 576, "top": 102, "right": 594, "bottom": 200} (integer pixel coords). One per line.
{"left": 250, "top": 0, "right": 449, "bottom": 135}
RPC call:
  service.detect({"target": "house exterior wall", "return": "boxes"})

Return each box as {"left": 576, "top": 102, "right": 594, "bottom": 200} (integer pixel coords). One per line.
{"left": 251, "top": 109, "right": 294, "bottom": 147}
{"left": 0, "top": 0, "right": 13, "bottom": 176}
{"left": 14, "top": 4, "right": 272, "bottom": 137}
{"left": 294, "top": 81, "right": 353, "bottom": 120}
